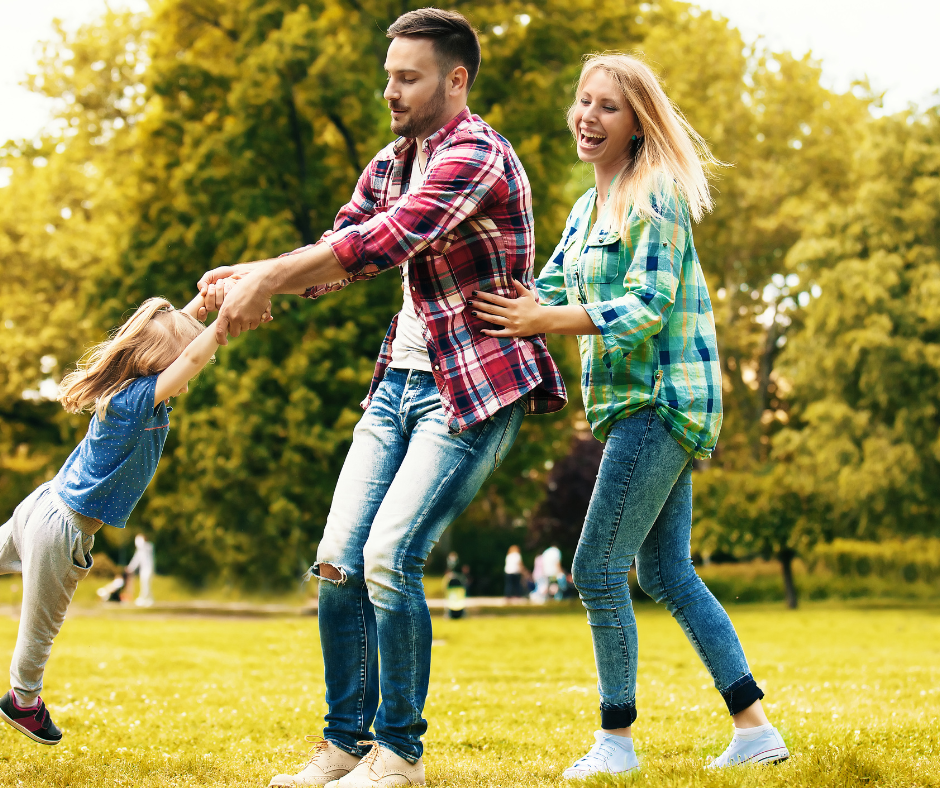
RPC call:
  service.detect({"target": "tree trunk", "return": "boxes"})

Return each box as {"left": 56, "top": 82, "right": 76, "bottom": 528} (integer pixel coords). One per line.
{"left": 779, "top": 548, "right": 798, "bottom": 609}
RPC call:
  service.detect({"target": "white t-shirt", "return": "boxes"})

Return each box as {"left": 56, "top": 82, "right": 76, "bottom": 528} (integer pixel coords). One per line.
{"left": 504, "top": 551, "right": 523, "bottom": 575}
{"left": 389, "top": 156, "right": 433, "bottom": 371}
{"left": 542, "top": 546, "right": 563, "bottom": 577}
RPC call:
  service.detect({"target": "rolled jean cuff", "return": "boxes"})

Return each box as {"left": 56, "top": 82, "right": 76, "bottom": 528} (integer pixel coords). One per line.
{"left": 600, "top": 701, "right": 637, "bottom": 729}
{"left": 721, "top": 674, "right": 764, "bottom": 716}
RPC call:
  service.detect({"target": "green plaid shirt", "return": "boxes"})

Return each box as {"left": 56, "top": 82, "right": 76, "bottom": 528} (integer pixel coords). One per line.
{"left": 537, "top": 187, "right": 722, "bottom": 458}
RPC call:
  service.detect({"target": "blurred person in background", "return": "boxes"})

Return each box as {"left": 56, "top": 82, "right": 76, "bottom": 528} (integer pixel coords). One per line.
{"left": 540, "top": 544, "right": 568, "bottom": 601}
{"left": 126, "top": 534, "right": 155, "bottom": 607}
{"left": 503, "top": 545, "right": 527, "bottom": 601}
{"left": 472, "top": 53, "right": 788, "bottom": 778}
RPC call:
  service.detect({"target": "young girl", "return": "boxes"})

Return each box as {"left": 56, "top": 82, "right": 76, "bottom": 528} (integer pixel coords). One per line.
{"left": 472, "top": 55, "right": 789, "bottom": 775}
{"left": 0, "top": 295, "right": 222, "bottom": 745}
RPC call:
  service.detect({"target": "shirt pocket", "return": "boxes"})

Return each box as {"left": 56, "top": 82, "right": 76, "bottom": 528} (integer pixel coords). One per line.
{"left": 580, "top": 231, "right": 622, "bottom": 284}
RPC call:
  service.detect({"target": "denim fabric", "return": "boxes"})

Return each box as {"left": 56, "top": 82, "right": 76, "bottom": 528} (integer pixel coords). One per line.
{"left": 571, "top": 408, "right": 761, "bottom": 728}
{"left": 314, "top": 369, "right": 524, "bottom": 762}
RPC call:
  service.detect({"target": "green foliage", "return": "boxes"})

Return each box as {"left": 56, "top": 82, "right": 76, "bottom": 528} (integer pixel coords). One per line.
{"left": 774, "top": 105, "right": 940, "bottom": 541}
{"left": 2, "top": 0, "right": 938, "bottom": 592}
{"left": 809, "top": 538, "right": 940, "bottom": 585}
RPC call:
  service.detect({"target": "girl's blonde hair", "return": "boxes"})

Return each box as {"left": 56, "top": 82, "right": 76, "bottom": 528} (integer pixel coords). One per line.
{"left": 567, "top": 53, "right": 722, "bottom": 230}
{"left": 59, "top": 298, "right": 204, "bottom": 420}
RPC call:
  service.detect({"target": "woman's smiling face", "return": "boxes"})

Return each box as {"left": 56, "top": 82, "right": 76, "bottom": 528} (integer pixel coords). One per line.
{"left": 572, "top": 68, "right": 642, "bottom": 170}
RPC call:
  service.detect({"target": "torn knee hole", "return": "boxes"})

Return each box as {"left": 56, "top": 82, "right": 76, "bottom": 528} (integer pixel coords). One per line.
{"left": 314, "top": 563, "right": 346, "bottom": 584}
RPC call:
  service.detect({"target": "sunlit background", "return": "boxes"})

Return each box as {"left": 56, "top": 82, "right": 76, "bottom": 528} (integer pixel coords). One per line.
{"left": 2, "top": 0, "right": 938, "bottom": 147}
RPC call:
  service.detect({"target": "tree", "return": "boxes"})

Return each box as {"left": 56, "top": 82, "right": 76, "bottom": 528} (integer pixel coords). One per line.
{"left": 773, "top": 103, "right": 940, "bottom": 544}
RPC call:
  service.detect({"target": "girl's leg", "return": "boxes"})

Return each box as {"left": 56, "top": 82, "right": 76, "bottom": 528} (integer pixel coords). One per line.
{"left": 634, "top": 463, "right": 763, "bottom": 716}
{"left": 10, "top": 486, "right": 93, "bottom": 704}
{"left": 571, "top": 409, "right": 694, "bottom": 732}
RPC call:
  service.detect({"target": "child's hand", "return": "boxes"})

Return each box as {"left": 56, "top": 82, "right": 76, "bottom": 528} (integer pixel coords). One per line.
{"left": 199, "top": 278, "right": 274, "bottom": 324}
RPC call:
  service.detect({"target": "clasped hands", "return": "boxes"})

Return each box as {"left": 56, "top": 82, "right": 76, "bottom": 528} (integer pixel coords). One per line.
{"left": 195, "top": 265, "right": 274, "bottom": 344}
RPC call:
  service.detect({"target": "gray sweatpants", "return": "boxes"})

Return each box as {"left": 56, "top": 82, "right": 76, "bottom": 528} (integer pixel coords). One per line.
{"left": 0, "top": 482, "right": 95, "bottom": 703}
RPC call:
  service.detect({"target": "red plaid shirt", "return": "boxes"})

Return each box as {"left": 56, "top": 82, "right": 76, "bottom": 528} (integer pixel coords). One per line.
{"left": 297, "top": 107, "right": 567, "bottom": 433}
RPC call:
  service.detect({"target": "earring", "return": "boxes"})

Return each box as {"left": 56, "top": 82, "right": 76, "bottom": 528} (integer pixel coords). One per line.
{"left": 631, "top": 135, "right": 638, "bottom": 141}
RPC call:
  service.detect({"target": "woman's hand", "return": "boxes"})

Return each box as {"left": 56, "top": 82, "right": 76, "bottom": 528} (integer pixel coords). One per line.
{"left": 471, "top": 280, "right": 543, "bottom": 337}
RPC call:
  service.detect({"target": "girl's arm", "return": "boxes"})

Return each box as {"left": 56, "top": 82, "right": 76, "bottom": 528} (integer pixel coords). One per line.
{"left": 471, "top": 280, "right": 600, "bottom": 337}
{"left": 179, "top": 293, "right": 207, "bottom": 320}
{"left": 153, "top": 322, "right": 221, "bottom": 405}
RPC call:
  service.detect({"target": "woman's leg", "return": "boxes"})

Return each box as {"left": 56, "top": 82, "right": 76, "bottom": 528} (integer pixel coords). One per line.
{"left": 634, "top": 451, "right": 789, "bottom": 766}
{"left": 634, "top": 462, "right": 763, "bottom": 715}
{"left": 571, "top": 409, "right": 694, "bottom": 731}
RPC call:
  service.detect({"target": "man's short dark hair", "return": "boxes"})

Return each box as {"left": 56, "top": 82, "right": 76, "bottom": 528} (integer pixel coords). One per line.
{"left": 387, "top": 8, "right": 481, "bottom": 90}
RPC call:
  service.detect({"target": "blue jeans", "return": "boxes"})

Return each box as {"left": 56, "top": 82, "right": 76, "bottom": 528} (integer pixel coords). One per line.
{"left": 571, "top": 408, "right": 763, "bottom": 729}
{"left": 314, "top": 369, "right": 525, "bottom": 762}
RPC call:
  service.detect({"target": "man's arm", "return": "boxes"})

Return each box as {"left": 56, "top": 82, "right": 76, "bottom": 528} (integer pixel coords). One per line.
{"left": 202, "top": 245, "right": 347, "bottom": 343}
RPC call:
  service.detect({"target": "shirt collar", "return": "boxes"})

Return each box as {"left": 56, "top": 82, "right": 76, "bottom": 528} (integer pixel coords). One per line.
{"left": 392, "top": 106, "right": 473, "bottom": 158}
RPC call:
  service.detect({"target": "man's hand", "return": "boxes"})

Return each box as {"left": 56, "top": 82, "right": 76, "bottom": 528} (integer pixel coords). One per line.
{"left": 470, "top": 280, "right": 544, "bottom": 337}
{"left": 197, "top": 265, "right": 238, "bottom": 293}
{"left": 214, "top": 269, "right": 275, "bottom": 344}
{"left": 196, "top": 270, "right": 273, "bottom": 331}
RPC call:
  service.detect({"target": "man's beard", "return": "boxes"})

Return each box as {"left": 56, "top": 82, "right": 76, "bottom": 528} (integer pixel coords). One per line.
{"left": 390, "top": 78, "right": 448, "bottom": 139}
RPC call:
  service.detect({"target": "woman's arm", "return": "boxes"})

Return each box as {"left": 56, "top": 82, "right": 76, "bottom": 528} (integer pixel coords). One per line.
{"left": 153, "top": 322, "right": 221, "bottom": 405}
{"left": 471, "top": 280, "right": 600, "bottom": 337}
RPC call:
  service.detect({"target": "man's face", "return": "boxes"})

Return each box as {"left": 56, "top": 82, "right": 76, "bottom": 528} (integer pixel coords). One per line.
{"left": 384, "top": 36, "right": 449, "bottom": 140}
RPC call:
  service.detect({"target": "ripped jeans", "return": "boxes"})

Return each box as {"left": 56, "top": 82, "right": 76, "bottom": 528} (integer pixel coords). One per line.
{"left": 571, "top": 408, "right": 763, "bottom": 730}
{"left": 313, "top": 369, "right": 525, "bottom": 762}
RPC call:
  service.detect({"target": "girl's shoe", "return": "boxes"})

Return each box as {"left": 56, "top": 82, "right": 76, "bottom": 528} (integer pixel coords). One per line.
{"left": 707, "top": 726, "right": 789, "bottom": 767}
{"left": 0, "top": 691, "right": 62, "bottom": 745}
{"left": 562, "top": 731, "right": 640, "bottom": 779}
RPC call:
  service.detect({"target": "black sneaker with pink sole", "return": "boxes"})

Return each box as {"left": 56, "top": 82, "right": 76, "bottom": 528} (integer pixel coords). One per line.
{"left": 0, "top": 690, "right": 62, "bottom": 745}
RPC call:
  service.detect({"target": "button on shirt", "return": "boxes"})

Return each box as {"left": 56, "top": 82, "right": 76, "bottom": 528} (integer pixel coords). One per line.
{"left": 52, "top": 375, "right": 169, "bottom": 527}
{"left": 289, "top": 107, "right": 567, "bottom": 433}
{"left": 536, "top": 187, "right": 723, "bottom": 459}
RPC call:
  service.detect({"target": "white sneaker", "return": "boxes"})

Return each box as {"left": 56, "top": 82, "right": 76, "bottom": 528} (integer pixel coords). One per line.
{"left": 327, "top": 743, "right": 425, "bottom": 786}
{"left": 562, "top": 731, "right": 640, "bottom": 779}
{"left": 707, "top": 725, "right": 789, "bottom": 767}
{"left": 268, "top": 737, "right": 362, "bottom": 786}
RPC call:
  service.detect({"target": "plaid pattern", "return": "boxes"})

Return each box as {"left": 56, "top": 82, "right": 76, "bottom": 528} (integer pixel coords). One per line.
{"left": 298, "top": 107, "right": 566, "bottom": 433}
{"left": 537, "top": 187, "right": 722, "bottom": 458}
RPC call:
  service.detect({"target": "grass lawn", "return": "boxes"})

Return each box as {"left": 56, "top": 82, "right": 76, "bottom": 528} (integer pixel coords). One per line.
{"left": 0, "top": 603, "right": 937, "bottom": 787}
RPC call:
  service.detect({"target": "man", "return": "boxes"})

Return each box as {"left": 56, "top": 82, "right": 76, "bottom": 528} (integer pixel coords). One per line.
{"left": 198, "top": 9, "right": 565, "bottom": 786}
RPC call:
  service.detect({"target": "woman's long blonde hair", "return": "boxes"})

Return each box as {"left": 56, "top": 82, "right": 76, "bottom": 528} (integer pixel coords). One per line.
{"left": 567, "top": 53, "right": 721, "bottom": 230}
{"left": 59, "top": 298, "right": 204, "bottom": 420}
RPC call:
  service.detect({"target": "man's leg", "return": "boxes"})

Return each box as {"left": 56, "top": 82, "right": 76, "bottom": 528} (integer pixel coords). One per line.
{"left": 362, "top": 373, "right": 526, "bottom": 763}
{"left": 312, "top": 371, "right": 412, "bottom": 757}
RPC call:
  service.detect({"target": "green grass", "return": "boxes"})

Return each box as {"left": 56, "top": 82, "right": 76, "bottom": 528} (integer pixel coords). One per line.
{"left": 0, "top": 604, "right": 937, "bottom": 787}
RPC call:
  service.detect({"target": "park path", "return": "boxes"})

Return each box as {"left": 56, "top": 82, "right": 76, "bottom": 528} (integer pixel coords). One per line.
{"left": 1, "top": 596, "right": 534, "bottom": 619}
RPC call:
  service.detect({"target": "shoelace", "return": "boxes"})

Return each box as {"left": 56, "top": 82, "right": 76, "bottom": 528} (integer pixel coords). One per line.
{"left": 302, "top": 735, "right": 332, "bottom": 765}
{"left": 712, "top": 736, "right": 743, "bottom": 766}
{"left": 357, "top": 740, "right": 382, "bottom": 778}
{"left": 572, "top": 740, "right": 618, "bottom": 769}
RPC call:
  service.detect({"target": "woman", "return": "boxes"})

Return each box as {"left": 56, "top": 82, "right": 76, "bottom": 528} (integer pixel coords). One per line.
{"left": 471, "top": 54, "right": 788, "bottom": 777}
